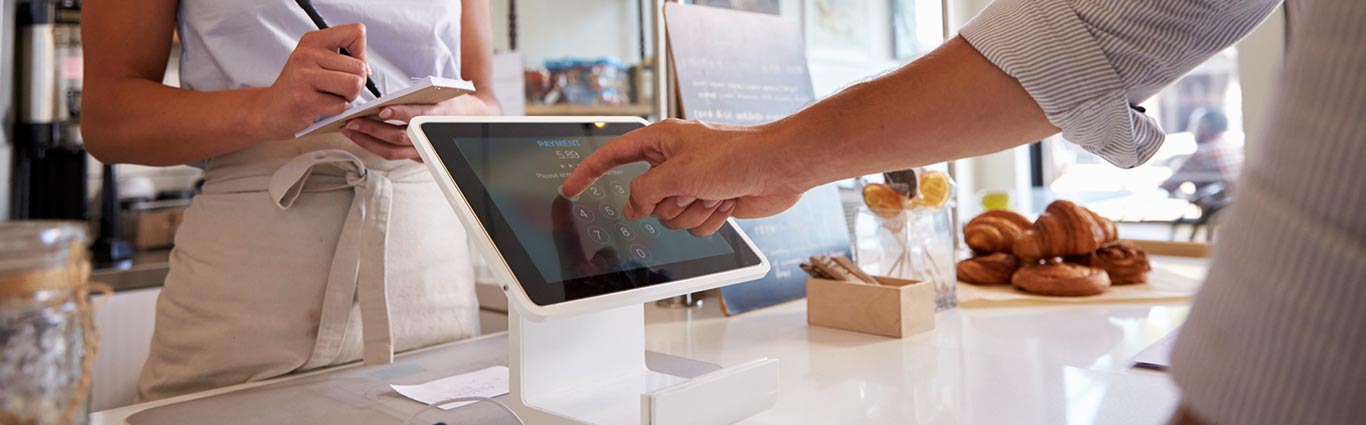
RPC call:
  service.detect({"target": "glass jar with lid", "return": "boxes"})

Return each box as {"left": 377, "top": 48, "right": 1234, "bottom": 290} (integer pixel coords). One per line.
{"left": 1, "top": 221, "right": 106, "bottom": 425}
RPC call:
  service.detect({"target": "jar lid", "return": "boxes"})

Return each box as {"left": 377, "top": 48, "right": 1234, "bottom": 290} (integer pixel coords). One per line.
{"left": 0, "top": 221, "right": 89, "bottom": 296}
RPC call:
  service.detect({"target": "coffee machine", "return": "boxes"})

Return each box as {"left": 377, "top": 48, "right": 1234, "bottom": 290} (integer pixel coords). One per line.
{"left": 0, "top": 2, "right": 12, "bottom": 217}
{"left": 10, "top": 0, "right": 86, "bottom": 221}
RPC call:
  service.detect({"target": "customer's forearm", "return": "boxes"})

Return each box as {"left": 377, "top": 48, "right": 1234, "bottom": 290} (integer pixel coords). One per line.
{"left": 769, "top": 36, "right": 1058, "bottom": 189}
{"left": 82, "top": 79, "right": 272, "bottom": 166}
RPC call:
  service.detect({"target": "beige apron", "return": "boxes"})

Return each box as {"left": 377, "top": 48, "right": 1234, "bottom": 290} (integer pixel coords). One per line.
{"left": 137, "top": 136, "right": 479, "bottom": 401}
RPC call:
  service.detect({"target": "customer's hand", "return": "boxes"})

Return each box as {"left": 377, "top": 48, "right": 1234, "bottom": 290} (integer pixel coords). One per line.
{"left": 561, "top": 119, "right": 810, "bottom": 236}
{"left": 252, "top": 24, "right": 373, "bottom": 140}
{"left": 340, "top": 95, "right": 497, "bottom": 162}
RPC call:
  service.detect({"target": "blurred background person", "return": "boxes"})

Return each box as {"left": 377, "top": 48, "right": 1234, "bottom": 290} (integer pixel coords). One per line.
{"left": 1161, "top": 108, "right": 1243, "bottom": 196}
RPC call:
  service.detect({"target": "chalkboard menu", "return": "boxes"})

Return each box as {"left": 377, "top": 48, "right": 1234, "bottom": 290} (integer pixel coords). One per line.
{"left": 665, "top": 3, "right": 814, "bottom": 126}
{"left": 665, "top": 3, "right": 852, "bottom": 315}
{"left": 717, "top": 184, "right": 852, "bottom": 315}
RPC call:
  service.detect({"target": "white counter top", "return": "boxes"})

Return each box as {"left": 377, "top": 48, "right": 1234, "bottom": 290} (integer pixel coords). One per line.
{"left": 644, "top": 300, "right": 1187, "bottom": 425}
{"left": 93, "top": 298, "right": 1187, "bottom": 425}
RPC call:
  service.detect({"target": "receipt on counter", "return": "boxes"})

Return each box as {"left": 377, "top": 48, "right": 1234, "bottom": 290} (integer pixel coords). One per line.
{"left": 390, "top": 366, "right": 510, "bottom": 410}
{"left": 1131, "top": 329, "right": 1180, "bottom": 371}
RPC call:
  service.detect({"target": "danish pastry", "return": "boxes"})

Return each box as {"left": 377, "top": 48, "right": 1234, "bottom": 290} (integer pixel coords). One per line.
{"left": 957, "top": 252, "right": 1021, "bottom": 285}
{"left": 963, "top": 210, "right": 1032, "bottom": 254}
{"left": 1086, "top": 243, "right": 1151, "bottom": 284}
{"left": 1011, "top": 260, "right": 1111, "bottom": 296}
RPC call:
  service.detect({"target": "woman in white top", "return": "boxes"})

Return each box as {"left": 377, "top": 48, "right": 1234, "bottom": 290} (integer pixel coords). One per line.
{"left": 81, "top": 0, "right": 498, "bottom": 400}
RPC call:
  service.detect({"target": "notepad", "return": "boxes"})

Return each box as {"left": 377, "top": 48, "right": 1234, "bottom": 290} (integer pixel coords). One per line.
{"left": 295, "top": 76, "right": 476, "bottom": 138}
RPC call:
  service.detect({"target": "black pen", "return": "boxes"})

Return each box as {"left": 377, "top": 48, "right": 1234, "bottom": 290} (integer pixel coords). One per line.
{"left": 293, "top": 0, "right": 383, "bottom": 98}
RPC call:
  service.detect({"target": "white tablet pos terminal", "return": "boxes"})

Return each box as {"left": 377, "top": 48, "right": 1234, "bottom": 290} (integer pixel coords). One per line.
{"left": 408, "top": 116, "right": 779, "bottom": 425}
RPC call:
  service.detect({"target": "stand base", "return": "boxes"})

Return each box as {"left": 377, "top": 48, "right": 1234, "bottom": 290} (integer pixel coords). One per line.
{"left": 507, "top": 304, "right": 778, "bottom": 425}
{"left": 653, "top": 293, "right": 704, "bottom": 309}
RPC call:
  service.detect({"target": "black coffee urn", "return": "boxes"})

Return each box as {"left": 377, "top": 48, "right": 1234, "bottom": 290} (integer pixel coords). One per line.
{"left": 11, "top": 0, "right": 87, "bottom": 221}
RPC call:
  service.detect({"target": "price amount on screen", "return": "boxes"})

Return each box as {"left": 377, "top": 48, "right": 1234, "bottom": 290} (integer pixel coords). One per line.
{"left": 555, "top": 150, "right": 582, "bottom": 160}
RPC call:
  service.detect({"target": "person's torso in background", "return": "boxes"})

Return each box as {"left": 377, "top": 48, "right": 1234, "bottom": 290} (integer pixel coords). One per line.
{"left": 176, "top": 0, "right": 463, "bottom": 103}
{"left": 1186, "top": 140, "right": 1244, "bottom": 189}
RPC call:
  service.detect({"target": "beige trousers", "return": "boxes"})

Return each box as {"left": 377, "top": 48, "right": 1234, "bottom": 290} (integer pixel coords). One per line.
{"left": 137, "top": 136, "right": 479, "bottom": 401}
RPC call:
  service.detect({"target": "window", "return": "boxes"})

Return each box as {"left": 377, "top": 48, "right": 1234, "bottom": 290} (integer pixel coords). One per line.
{"left": 1037, "top": 48, "right": 1245, "bottom": 232}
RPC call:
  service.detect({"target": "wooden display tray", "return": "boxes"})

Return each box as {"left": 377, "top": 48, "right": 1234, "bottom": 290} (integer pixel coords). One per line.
{"left": 806, "top": 276, "right": 935, "bottom": 338}
{"left": 1127, "top": 239, "right": 1211, "bottom": 258}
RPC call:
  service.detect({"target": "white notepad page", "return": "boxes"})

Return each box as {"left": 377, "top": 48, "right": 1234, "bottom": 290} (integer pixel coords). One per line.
{"left": 295, "top": 76, "right": 476, "bottom": 138}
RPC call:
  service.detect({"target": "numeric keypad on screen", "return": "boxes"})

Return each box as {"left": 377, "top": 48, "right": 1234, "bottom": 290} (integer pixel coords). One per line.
{"left": 573, "top": 182, "right": 652, "bottom": 261}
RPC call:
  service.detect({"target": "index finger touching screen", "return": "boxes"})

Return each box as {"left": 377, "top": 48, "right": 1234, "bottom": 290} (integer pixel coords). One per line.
{"left": 411, "top": 118, "right": 765, "bottom": 310}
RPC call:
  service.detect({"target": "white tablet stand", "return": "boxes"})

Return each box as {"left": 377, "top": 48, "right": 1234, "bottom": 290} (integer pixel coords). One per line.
{"left": 506, "top": 303, "right": 780, "bottom": 425}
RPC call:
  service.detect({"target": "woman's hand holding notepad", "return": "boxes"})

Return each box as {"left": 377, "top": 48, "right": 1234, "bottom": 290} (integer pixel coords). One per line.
{"left": 295, "top": 76, "right": 476, "bottom": 138}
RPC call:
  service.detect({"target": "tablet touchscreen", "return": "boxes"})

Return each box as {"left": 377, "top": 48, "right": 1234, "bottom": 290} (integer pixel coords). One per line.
{"left": 422, "top": 121, "right": 763, "bottom": 305}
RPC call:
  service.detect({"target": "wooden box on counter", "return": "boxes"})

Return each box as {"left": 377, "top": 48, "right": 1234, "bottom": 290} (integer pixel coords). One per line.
{"left": 806, "top": 276, "right": 935, "bottom": 338}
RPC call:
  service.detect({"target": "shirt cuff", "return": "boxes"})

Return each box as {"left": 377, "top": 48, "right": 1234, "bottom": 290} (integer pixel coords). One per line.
{"left": 959, "top": 0, "right": 1164, "bottom": 169}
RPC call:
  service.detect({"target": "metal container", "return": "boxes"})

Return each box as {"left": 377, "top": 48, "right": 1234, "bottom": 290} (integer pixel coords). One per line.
{"left": 119, "top": 197, "right": 191, "bottom": 251}
{"left": 0, "top": 221, "right": 103, "bottom": 425}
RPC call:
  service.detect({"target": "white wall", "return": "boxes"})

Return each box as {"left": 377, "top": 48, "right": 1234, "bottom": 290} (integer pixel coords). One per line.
{"left": 944, "top": 0, "right": 1032, "bottom": 216}
{"left": 947, "top": 0, "right": 989, "bottom": 29}
{"left": 91, "top": 287, "right": 161, "bottom": 411}
{"left": 492, "top": 0, "right": 646, "bottom": 67}
{"left": 1234, "top": 6, "right": 1284, "bottom": 166}
{"left": 804, "top": 0, "right": 902, "bottom": 97}
{"left": 494, "top": 0, "right": 908, "bottom": 96}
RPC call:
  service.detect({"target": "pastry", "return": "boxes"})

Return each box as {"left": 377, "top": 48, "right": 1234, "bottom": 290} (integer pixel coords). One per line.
{"left": 1092, "top": 209, "right": 1119, "bottom": 245}
{"left": 957, "top": 253, "right": 1021, "bottom": 285}
{"left": 1013, "top": 200, "right": 1119, "bottom": 262}
{"left": 963, "top": 210, "right": 1033, "bottom": 254}
{"left": 1086, "top": 243, "right": 1151, "bottom": 284}
{"left": 1011, "top": 260, "right": 1111, "bottom": 296}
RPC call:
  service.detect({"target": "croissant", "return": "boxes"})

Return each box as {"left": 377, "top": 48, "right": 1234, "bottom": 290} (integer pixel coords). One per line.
{"left": 1011, "top": 259, "right": 1111, "bottom": 296}
{"left": 1082, "top": 243, "right": 1151, "bottom": 284}
{"left": 964, "top": 210, "right": 1033, "bottom": 254}
{"left": 957, "top": 253, "right": 1020, "bottom": 285}
{"left": 1013, "top": 201, "right": 1118, "bottom": 262}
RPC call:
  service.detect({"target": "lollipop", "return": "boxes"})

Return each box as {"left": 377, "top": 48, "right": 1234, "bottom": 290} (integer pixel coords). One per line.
{"left": 862, "top": 183, "right": 907, "bottom": 219}
{"left": 911, "top": 170, "right": 953, "bottom": 210}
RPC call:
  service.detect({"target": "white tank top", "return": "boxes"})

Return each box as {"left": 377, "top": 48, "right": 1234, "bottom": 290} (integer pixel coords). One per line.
{"left": 176, "top": 0, "right": 463, "bottom": 104}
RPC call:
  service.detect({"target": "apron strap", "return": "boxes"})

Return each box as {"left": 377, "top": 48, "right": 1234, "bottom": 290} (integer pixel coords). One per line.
{"left": 268, "top": 150, "right": 367, "bottom": 209}
{"left": 357, "top": 174, "right": 395, "bottom": 364}
{"left": 269, "top": 149, "right": 396, "bottom": 368}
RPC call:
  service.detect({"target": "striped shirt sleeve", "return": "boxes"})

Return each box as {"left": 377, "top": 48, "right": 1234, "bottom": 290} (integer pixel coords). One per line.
{"left": 958, "top": 0, "right": 1280, "bottom": 168}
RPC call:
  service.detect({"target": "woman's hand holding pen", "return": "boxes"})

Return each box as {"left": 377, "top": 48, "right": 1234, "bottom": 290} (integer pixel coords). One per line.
{"left": 251, "top": 24, "right": 372, "bottom": 140}
{"left": 238, "top": 12, "right": 498, "bottom": 162}
{"left": 340, "top": 95, "right": 498, "bottom": 162}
